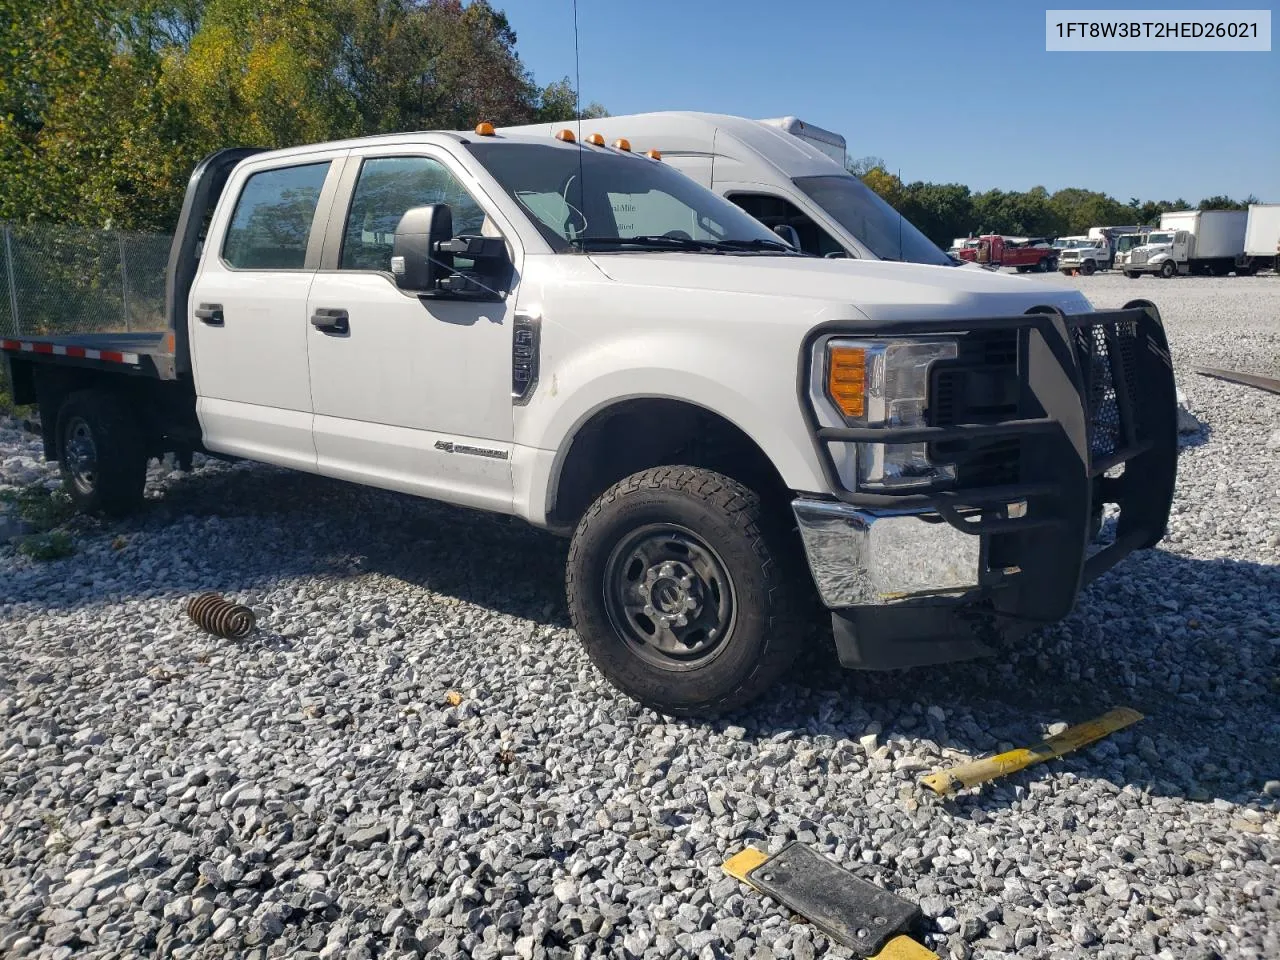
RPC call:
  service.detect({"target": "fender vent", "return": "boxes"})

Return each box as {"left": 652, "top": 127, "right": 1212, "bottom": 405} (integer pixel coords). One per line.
{"left": 511, "top": 312, "right": 541, "bottom": 404}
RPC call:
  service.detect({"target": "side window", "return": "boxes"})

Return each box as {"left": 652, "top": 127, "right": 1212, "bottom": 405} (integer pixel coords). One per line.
{"left": 222, "top": 162, "right": 331, "bottom": 269}
{"left": 728, "top": 192, "right": 846, "bottom": 257}
{"left": 341, "top": 156, "right": 486, "bottom": 271}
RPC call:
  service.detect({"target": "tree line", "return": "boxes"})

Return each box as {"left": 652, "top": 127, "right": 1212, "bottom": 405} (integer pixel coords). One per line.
{"left": 849, "top": 157, "right": 1256, "bottom": 249}
{"left": 0, "top": 0, "right": 603, "bottom": 232}
{"left": 1, "top": 0, "right": 1252, "bottom": 245}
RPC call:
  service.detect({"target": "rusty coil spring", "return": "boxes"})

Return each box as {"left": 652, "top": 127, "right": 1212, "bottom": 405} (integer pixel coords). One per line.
{"left": 187, "top": 593, "right": 256, "bottom": 639}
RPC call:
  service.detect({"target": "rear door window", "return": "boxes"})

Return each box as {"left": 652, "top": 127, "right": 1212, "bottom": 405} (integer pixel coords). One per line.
{"left": 222, "top": 162, "right": 331, "bottom": 269}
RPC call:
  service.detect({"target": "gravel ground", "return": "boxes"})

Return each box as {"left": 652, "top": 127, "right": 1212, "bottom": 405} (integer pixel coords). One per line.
{"left": 2, "top": 273, "right": 1278, "bottom": 960}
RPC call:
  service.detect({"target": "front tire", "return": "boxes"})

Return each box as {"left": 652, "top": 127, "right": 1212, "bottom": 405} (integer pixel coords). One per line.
{"left": 566, "top": 466, "right": 803, "bottom": 716}
{"left": 1126, "top": 271, "right": 1143, "bottom": 279}
{"left": 1160, "top": 260, "right": 1177, "bottom": 279}
{"left": 1081, "top": 259, "right": 1097, "bottom": 276}
{"left": 56, "top": 389, "right": 147, "bottom": 516}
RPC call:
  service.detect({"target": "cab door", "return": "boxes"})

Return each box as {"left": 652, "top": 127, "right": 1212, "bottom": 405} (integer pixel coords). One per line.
{"left": 303, "top": 148, "right": 522, "bottom": 513}
{"left": 189, "top": 152, "right": 345, "bottom": 471}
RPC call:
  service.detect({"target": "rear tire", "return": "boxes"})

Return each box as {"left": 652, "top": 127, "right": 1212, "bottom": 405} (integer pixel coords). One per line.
{"left": 56, "top": 389, "right": 147, "bottom": 516}
{"left": 1037, "top": 258, "right": 1051, "bottom": 273}
{"left": 566, "top": 466, "right": 803, "bottom": 716}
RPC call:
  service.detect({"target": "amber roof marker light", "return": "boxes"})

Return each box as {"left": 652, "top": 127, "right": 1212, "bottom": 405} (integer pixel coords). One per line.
{"left": 645, "top": 149, "right": 662, "bottom": 160}
{"left": 555, "top": 128, "right": 577, "bottom": 142}
{"left": 612, "top": 138, "right": 631, "bottom": 151}
{"left": 585, "top": 133, "right": 605, "bottom": 146}
{"left": 474, "top": 121, "right": 496, "bottom": 136}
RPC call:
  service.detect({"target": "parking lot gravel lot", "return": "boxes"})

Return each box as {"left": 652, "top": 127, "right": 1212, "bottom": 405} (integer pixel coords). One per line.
{"left": 2, "top": 273, "right": 1278, "bottom": 960}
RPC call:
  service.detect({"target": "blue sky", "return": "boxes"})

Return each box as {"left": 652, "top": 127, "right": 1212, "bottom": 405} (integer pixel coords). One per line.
{"left": 500, "top": 0, "right": 1279, "bottom": 203}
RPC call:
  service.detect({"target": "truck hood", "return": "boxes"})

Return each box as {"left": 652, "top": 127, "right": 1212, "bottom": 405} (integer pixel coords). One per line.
{"left": 587, "top": 253, "right": 1093, "bottom": 320}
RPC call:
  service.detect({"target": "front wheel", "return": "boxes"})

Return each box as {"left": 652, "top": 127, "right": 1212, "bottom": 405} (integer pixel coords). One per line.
{"left": 56, "top": 389, "right": 147, "bottom": 515}
{"left": 566, "top": 466, "right": 803, "bottom": 716}
{"left": 1126, "top": 271, "right": 1143, "bottom": 279}
{"left": 1160, "top": 260, "right": 1177, "bottom": 279}
{"left": 1081, "top": 259, "right": 1097, "bottom": 276}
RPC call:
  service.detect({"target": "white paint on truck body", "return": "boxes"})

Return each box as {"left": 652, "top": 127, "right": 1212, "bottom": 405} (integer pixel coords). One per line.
{"left": 184, "top": 130, "right": 1092, "bottom": 528}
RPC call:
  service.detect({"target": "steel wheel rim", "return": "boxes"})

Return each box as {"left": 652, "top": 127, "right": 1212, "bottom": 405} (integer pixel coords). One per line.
{"left": 64, "top": 417, "right": 98, "bottom": 495}
{"left": 602, "top": 523, "right": 736, "bottom": 668}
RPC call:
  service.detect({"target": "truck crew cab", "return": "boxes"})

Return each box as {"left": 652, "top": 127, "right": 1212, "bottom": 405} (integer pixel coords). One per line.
{"left": 2, "top": 127, "right": 1179, "bottom": 716}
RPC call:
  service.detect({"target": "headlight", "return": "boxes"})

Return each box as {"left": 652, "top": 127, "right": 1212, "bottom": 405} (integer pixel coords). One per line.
{"left": 819, "top": 338, "right": 958, "bottom": 491}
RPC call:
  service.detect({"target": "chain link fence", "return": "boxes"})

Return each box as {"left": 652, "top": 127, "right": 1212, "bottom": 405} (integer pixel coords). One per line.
{"left": 0, "top": 223, "right": 173, "bottom": 338}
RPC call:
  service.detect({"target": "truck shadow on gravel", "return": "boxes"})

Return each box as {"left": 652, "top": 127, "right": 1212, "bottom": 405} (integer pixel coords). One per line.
{"left": 5, "top": 462, "right": 1276, "bottom": 807}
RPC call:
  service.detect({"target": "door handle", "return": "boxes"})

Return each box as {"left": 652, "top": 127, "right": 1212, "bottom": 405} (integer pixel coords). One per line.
{"left": 194, "top": 303, "right": 224, "bottom": 326}
{"left": 311, "top": 308, "right": 349, "bottom": 335}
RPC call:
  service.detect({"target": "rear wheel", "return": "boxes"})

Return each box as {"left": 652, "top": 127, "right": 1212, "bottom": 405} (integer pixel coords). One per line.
{"left": 1037, "top": 258, "right": 1051, "bottom": 273}
{"left": 56, "top": 389, "right": 147, "bottom": 516}
{"left": 566, "top": 466, "right": 803, "bottom": 716}
{"left": 1160, "top": 260, "right": 1177, "bottom": 279}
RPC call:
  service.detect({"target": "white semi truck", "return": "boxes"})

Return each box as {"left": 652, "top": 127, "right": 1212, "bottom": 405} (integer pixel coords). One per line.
{"left": 3, "top": 128, "right": 1179, "bottom": 715}
{"left": 1123, "top": 209, "right": 1249, "bottom": 278}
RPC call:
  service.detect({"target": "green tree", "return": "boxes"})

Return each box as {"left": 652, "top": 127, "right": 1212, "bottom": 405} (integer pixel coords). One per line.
{"left": 0, "top": 0, "right": 605, "bottom": 229}
{"left": 535, "top": 78, "right": 608, "bottom": 122}
{"left": 1197, "top": 194, "right": 1252, "bottom": 211}
{"left": 896, "top": 181, "right": 973, "bottom": 248}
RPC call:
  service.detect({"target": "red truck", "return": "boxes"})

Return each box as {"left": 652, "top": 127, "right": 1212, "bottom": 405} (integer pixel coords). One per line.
{"left": 956, "top": 235, "right": 1058, "bottom": 273}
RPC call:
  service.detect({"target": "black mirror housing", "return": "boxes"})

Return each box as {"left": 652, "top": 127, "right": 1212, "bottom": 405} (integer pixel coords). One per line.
{"left": 392, "top": 204, "right": 453, "bottom": 291}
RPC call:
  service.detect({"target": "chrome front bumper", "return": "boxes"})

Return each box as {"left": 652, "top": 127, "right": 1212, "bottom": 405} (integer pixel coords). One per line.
{"left": 792, "top": 499, "right": 982, "bottom": 607}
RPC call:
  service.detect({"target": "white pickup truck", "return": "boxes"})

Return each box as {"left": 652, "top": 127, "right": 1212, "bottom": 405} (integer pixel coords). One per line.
{"left": 1056, "top": 236, "right": 1112, "bottom": 275}
{"left": 2, "top": 128, "right": 1179, "bottom": 715}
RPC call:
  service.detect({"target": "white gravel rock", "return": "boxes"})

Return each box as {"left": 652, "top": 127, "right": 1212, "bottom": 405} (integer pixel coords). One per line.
{"left": 1, "top": 274, "right": 1278, "bottom": 960}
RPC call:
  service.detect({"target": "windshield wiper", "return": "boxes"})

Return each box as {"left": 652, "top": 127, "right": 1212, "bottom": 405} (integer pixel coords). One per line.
{"left": 571, "top": 235, "right": 806, "bottom": 255}
{"left": 708, "top": 238, "right": 805, "bottom": 253}
{"left": 571, "top": 235, "right": 722, "bottom": 252}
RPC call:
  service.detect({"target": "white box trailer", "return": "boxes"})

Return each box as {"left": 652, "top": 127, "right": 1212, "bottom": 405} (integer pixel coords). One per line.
{"left": 1161, "top": 209, "right": 1247, "bottom": 260}
{"left": 1244, "top": 203, "right": 1280, "bottom": 273}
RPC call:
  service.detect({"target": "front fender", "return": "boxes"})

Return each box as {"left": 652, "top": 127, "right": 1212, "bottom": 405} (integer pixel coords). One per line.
{"left": 514, "top": 329, "right": 831, "bottom": 523}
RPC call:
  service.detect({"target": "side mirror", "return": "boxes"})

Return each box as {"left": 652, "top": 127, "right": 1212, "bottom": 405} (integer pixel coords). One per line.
{"left": 771, "top": 223, "right": 802, "bottom": 250}
{"left": 392, "top": 204, "right": 454, "bottom": 291}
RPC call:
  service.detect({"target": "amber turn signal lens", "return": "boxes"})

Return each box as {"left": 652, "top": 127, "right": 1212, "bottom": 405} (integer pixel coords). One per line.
{"left": 827, "top": 346, "right": 867, "bottom": 419}
{"left": 555, "top": 128, "right": 576, "bottom": 142}
{"left": 612, "top": 138, "right": 631, "bottom": 151}
{"left": 474, "top": 121, "right": 495, "bottom": 136}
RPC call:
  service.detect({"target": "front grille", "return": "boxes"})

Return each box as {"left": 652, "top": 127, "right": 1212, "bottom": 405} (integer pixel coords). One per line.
{"left": 1061, "top": 251, "right": 1080, "bottom": 261}
{"left": 930, "top": 331, "right": 1021, "bottom": 487}
{"left": 1073, "top": 320, "right": 1142, "bottom": 461}
{"left": 1131, "top": 251, "right": 1148, "bottom": 264}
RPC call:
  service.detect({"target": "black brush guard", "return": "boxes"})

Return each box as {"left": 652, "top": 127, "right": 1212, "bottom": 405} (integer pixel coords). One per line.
{"left": 799, "top": 299, "right": 1178, "bottom": 627}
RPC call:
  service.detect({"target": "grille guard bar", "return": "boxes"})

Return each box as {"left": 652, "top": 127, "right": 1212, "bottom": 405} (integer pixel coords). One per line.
{"left": 798, "top": 301, "right": 1179, "bottom": 549}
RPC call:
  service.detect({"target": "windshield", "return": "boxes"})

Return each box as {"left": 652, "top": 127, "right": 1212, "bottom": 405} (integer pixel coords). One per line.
{"left": 1116, "top": 234, "right": 1144, "bottom": 252}
{"left": 1145, "top": 233, "right": 1174, "bottom": 245}
{"left": 465, "top": 141, "right": 789, "bottom": 254}
{"left": 792, "top": 175, "right": 952, "bottom": 265}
